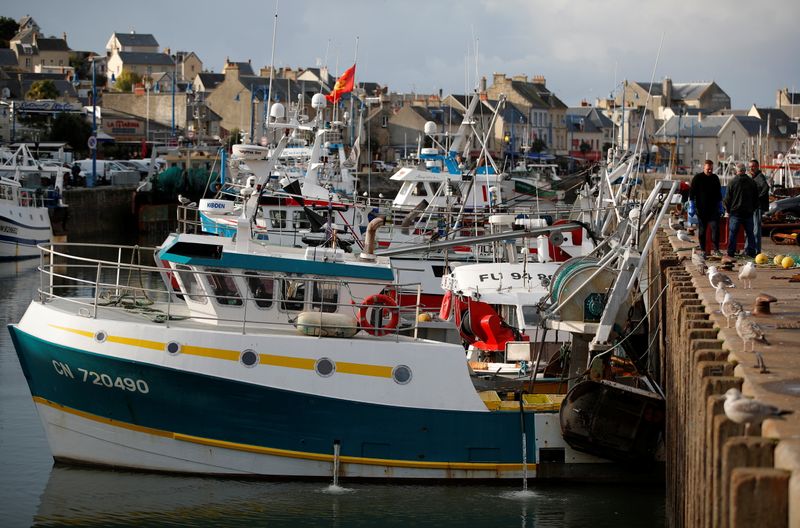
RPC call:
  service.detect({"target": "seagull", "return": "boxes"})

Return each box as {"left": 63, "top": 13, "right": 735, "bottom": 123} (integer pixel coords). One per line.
{"left": 736, "top": 311, "right": 770, "bottom": 371}
{"left": 676, "top": 229, "right": 694, "bottom": 243}
{"left": 177, "top": 194, "right": 191, "bottom": 205}
{"left": 721, "top": 292, "right": 743, "bottom": 328}
{"left": 707, "top": 266, "right": 735, "bottom": 289}
{"left": 714, "top": 283, "right": 728, "bottom": 310}
{"left": 723, "top": 388, "right": 793, "bottom": 435}
{"left": 691, "top": 250, "right": 707, "bottom": 275}
{"left": 738, "top": 261, "right": 756, "bottom": 289}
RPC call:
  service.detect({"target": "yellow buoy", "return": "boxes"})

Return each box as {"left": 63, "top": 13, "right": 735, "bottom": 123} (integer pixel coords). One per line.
{"left": 418, "top": 313, "right": 433, "bottom": 322}
{"left": 774, "top": 255, "right": 785, "bottom": 266}
{"left": 755, "top": 253, "right": 769, "bottom": 265}
{"left": 782, "top": 256, "right": 795, "bottom": 269}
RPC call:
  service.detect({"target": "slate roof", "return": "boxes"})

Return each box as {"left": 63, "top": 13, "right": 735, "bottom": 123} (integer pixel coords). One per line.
{"left": 20, "top": 78, "right": 77, "bottom": 99}
{"left": 35, "top": 37, "right": 70, "bottom": 52}
{"left": 114, "top": 33, "right": 159, "bottom": 48}
{"left": 635, "top": 82, "right": 713, "bottom": 101}
{"left": 786, "top": 92, "right": 800, "bottom": 104}
{"left": 0, "top": 49, "right": 19, "bottom": 67}
{"left": 118, "top": 52, "right": 175, "bottom": 66}
{"left": 230, "top": 61, "right": 254, "bottom": 76}
{"left": 408, "top": 105, "right": 464, "bottom": 127}
{"left": 196, "top": 72, "right": 224, "bottom": 90}
{"left": 655, "top": 115, "right": 730, "bottom": 138}
{"left": 239, "top": 75, "right": 304, "bottom": 103}
{"left": 566, "top": 107, "right": 613, "bottom": 133}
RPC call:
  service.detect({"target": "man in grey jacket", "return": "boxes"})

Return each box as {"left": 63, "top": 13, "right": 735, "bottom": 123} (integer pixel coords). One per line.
{"left": 723, "top": 163, "right": 759, "bottom": 258}
{"left": 749, "top": 159, "right": 769, "bottom": 254}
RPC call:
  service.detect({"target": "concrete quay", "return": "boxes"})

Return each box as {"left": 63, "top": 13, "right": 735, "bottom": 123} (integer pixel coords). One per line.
{"left": 655, "top": 229, "right": 800, "bottom": 528}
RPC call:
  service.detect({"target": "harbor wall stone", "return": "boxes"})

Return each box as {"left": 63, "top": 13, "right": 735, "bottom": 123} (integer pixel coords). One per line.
{"left": 656, "top": 228, "right": 798, "bottom": 528}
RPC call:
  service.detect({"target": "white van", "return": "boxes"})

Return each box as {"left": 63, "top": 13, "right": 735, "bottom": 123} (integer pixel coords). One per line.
{"left": 75, "top": 159, "right": 140, "bottom": 185}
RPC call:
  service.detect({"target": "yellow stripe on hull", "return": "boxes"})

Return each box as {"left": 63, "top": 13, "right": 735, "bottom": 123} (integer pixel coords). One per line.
{"left": 33, "top": 397, "right": 531, "bottom": 473}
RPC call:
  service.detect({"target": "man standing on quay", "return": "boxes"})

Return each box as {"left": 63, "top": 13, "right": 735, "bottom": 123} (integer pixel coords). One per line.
{"left": 689, "top": 159, "right": 722, "bottom": 257}
{"left": 723, "top": 163, "right": 759, "bottom": 258}
{"left": 749, "top": 159, "right": 769, "bottom": 254}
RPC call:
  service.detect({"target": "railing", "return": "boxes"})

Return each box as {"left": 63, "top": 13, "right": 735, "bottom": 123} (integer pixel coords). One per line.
{"left": 36, "top": 242, "right": 424, "bottom": 340}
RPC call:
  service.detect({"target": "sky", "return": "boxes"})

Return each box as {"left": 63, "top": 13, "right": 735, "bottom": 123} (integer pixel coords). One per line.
{"left": 4, "top": 0, "right": 799, "bottom": 109}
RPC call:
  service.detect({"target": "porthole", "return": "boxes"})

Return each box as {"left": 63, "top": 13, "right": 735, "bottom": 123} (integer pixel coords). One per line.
{"left": 240, "top": 349, "right": 259, "bottom": 368}
{"left": 166, "top": 341, "right": 181, "bottom": 355}
{"left": 392, "top": 364, "right": 412, "bottom": 385}
{"left": 94, "top": 331, "right": 107, "bottom": 343}
{"left": 315, "top": 357, "right": 336, "bottom": 377}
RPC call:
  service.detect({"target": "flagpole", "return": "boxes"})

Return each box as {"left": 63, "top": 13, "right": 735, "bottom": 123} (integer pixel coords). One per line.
{"left": 349, "top": 36, "right": 359, "bottom": 147}
{"left": 265, "top": 0, "right": 279, "bottom": 143}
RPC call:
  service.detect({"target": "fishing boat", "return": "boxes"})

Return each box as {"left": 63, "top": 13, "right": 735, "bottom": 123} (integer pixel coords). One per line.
{"left": 0, "top": 167, "right": 59, "bottom": 260}
{"left": 9, "top": 191, "right": 673, "bottom": 480}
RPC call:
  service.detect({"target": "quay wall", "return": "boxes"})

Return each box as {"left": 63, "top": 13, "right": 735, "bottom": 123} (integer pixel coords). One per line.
{"left": 62, "top": 186, "right": 138, "bottom": 241}
{"left": 654, "top": 229, "right": 800, "bottom": 528}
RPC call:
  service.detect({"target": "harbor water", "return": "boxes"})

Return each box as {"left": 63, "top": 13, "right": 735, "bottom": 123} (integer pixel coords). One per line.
{"left": 0, "top": 259, "right": 665, "bottom": 527}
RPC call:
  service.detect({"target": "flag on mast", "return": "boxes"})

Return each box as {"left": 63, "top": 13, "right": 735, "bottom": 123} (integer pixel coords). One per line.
{"left": 326, "top": 64, "right": 356, "bottom": 104}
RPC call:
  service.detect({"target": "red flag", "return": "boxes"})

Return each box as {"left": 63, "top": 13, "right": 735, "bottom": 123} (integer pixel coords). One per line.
{"left": 325, "top": 64, "right": 356, "bottom": 104}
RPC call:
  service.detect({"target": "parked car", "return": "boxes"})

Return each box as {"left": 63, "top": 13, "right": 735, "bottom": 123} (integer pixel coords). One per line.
{"left": 75, "top": 159, "right": 140, "bottom": 185}
{"left": 370, "top": 160, "right": 396, "bottom": 172}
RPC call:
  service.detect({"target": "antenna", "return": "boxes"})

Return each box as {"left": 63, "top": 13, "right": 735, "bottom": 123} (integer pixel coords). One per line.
{"left": 265, "top": 0, "right": 279, "bottom": 139}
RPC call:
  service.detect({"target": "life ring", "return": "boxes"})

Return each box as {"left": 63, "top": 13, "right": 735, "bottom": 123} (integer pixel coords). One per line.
{"left": 358, "top": 293, "right": 399, "bottom": 336}
{"left": 439, "top": 290, "right": 453, "bottom": 321}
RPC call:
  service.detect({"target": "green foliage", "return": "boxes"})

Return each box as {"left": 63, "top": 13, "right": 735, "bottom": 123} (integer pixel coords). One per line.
{"left": 26, "top": 80, "right": 60, "bottom": 100}
{"left": 49, "top": 113, "right": 92, "bottom": 154}
{"left": 579, "top": 141, "right": 591, "bottom": 154}
{"left": 114, "top": 70, "right": 142, "bottom": 93}
{"left": 0, "top": 16, "right": 17, "bottom": 47}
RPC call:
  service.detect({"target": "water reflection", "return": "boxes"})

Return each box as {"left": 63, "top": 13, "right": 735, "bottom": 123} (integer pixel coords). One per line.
{"left": 33, "top": 465, "right": 664, "bottom": 528}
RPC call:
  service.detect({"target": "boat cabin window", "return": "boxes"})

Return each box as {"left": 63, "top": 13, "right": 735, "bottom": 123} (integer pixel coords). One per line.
{"left": 292, "top": 211, "right": 310, "bottom": 229}
{"left": 270, "top": 210, "right": 287, "bottom": 229}
{"left": 245, "top": 272, "right": 274, "bottom": 308}
{"left": 175, "top": 265, "right": 207, "bottom": 303}
{"left": 411, "top": 182, "right": 426, "bottom": 196}
{"left": 205, "top": 268, "right": 242, "bottom": 306}
{"left": 312, "top": 282, "right": 339, "bottom": 313}
{"left": 498, "top": 305, "right": 518, "bottom": 328}
{"left": 521, "top": 305, "right": 540, "bottom": 326}
{"left": 280, "top": 279, "right": 306, "bottom": 311}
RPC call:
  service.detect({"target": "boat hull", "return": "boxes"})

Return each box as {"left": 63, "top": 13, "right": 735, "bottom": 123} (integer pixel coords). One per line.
{"left": 0, "top": 207, "right": 52, "bottom": 260}
{"left": 9, "top": 308, "right": 604, "bottom": 479}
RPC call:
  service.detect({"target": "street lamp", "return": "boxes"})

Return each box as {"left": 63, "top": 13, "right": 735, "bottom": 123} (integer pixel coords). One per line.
{"left": 145, "top": 77, "right": 151, "bottom": 145}
{"left": 90, "top": 57, "right": 97, "bottom": 188}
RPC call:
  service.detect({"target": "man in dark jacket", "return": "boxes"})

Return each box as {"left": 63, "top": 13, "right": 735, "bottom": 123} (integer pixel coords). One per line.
{"left": 723, "top": 163, "right": 759, "bottom": 258}
{"left": 749, "top": 159, "right": 769, "bottom": 254}
{"left": 689, "top": 159, "right": 722, "bottom": 256}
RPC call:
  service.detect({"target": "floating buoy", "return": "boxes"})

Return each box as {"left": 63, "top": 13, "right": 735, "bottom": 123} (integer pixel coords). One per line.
{"left": 781, "top": 256, "right": 795, "bottom": 269}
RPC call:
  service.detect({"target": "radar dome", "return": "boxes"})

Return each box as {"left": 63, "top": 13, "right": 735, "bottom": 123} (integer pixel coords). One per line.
{"left": 270, "top": 102, "right": 285, "bottom": 120}
{"left": 311, "top": 93, "right": 327, "bottom": 109}
{"left": 424, "top": 121, "right": 437, "bottom": 135}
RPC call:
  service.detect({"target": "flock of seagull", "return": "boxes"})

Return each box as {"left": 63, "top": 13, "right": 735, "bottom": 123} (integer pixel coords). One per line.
{"left": 671, "top": 218, "right": 792, "bottom": 432}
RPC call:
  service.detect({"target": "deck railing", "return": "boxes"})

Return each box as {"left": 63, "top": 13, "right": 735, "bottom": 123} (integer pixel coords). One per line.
{"left": 36, "top": 242, "right": 424, "bottom": 340}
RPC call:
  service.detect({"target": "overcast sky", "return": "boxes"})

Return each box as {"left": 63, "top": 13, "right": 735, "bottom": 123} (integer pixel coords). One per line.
{"left": 6, "top": 0, "right": 799, "bottom": 109}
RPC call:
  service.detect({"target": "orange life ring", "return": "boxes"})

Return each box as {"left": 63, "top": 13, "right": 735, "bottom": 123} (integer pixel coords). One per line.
{"left": 358, "top": 293, "right": 399, "bottom": 336}
{"left": 439, "top": 290, "right": 453, "bottom": 321}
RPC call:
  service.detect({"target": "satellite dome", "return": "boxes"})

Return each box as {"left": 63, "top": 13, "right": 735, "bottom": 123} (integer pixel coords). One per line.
{"left": 270, "top": 102, "right": 285, "bottom": 120}
{"left": 311, "top": 93, "right": 327, "bottom": 109}
{"left": 424, "top": 121, "right": 437, "bottom": 135}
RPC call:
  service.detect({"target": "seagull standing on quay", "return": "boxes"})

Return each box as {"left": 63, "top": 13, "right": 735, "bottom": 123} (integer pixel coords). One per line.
{"left": 736, "top": 311, "right": 770, "bottom": 372}
{"left": 676, "top": 229, "right": 694, "bottom": 244}
{"left": 721, "top": 292, "right": 743, "bottom": 328}
{"left": 723, "top": 388, "right": 793, "bottom": 435}
{"left": 738, "top": 261, "right": 756, "bottom": 289}
{"left": 707, "top": 266, "right": 735, "bottom": 289}
{"left": 668, "top": 216, "right": 685, "bottom": 232}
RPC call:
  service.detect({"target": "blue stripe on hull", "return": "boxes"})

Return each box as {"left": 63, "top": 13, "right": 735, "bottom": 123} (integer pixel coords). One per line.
{"left": 9, "top": 326, "right": 537, "bottom": 465}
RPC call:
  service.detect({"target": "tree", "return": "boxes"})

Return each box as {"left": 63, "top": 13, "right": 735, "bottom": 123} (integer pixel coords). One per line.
{"left": 0, "top": 16, "right": 17, "bottom": 48}
{"left": 49, "top": 112, "right": 92, "bottom": 154}
{"left": 115, "top": 70, "right": 142, "bottom": 93}
{"left": 579, "top": 141, "right": 591, "bottom": 154}
{"left": 26, "top": 80, "right": 59, "bottom": 100}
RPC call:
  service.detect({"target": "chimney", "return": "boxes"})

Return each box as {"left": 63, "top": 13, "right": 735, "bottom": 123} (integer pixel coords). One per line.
{"left": 512, "top": 74, "right": 528, "bottom": 83}
{"left": 224, "top": 61, "right": 240, "bottom": 80}
{"left": 62, "top": 32, "right": 67, "bottom": 44}
{"left": 480, "top": 75, "right": 487, "bottom": 92}
{"left": 663, "top": 77, "right": 672, "bottom": 107}
{"left": 492, "top": 73, "right": 506, "bottom": 87}
{"left": 533, "top": 75, "right": 546, "bottom": 86}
